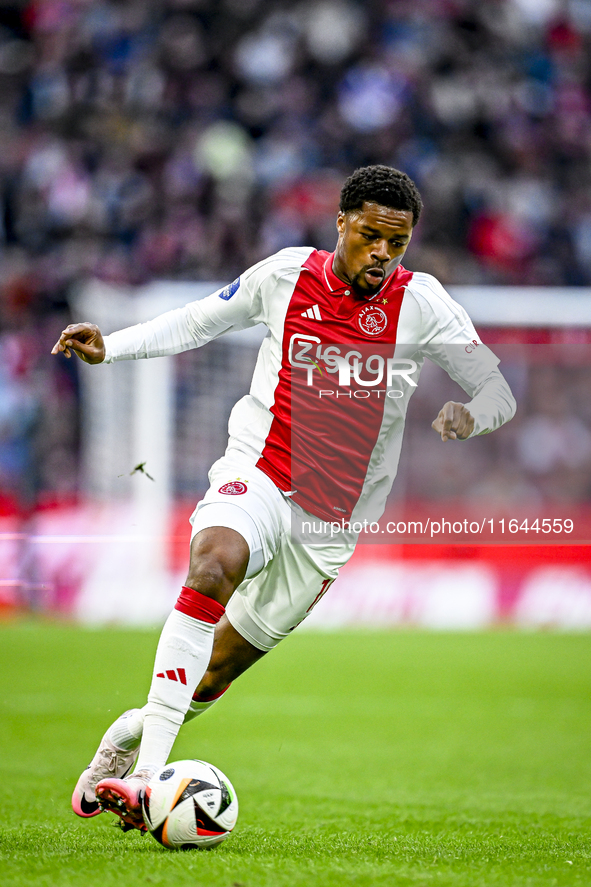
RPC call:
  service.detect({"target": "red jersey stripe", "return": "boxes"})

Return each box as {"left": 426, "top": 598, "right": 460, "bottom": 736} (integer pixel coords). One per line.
{"left": 257, "top": 251, "right": 413, "bottom": 521}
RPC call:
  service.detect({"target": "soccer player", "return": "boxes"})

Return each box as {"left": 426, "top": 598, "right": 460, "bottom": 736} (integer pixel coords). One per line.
{"left": 52, "top": 165, "right": 515, "bottom": 832}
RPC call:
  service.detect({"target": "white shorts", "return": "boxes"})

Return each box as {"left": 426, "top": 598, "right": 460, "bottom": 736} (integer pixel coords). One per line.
{"left": 189, "top": 453, "right": 356, "bottom": 652}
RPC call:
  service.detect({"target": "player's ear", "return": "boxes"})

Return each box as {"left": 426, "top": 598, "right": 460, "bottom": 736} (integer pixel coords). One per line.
{"left": 336, "top": 211, "right": 346, "bottom": 235}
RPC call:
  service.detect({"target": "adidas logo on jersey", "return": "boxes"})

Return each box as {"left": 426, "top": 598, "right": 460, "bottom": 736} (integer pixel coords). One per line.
{"left": 301, "top": 305, "right": 322, "bottom": 320}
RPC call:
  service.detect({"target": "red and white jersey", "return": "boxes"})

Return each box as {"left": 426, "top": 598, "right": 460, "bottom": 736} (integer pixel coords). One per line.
{"left": 104, "top": 247, "right": 515, "bottom": 523}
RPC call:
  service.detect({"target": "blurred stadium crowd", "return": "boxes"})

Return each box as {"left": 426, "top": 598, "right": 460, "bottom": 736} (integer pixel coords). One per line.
{"left": 1, "top": 0, "right": 591, "bottom": 511}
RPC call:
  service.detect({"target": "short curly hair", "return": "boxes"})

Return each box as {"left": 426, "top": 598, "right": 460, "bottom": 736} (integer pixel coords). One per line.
{"left": 339, "top": 165, "right": 423, "bottom": 226}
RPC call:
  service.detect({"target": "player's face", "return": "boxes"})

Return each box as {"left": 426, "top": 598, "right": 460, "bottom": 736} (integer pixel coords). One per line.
{"left": 333, "top": 202, "right": 414, "bottom": 297}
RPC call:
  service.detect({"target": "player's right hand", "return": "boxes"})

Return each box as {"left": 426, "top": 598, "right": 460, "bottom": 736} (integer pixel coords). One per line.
{"left": 431, "top": 400, "right": 474, "bottom": 441}
{"left": 51, "top": 322, "right": 106, "bottom": 364}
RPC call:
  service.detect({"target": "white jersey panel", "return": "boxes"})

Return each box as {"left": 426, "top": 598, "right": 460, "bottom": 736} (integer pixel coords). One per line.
{"left": 225, "top": 248, "right": 314, "bottom": 464}
{"left": 350, "top": 274, "right": 516, "bottom": 523}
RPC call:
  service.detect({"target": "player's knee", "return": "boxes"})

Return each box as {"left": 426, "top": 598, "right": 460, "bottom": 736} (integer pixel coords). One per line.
{"left": 185, "top": 530, "right": 249, "bottom": 602}
{"left": 185, "top": 557, "right": 233, "bottom": 602}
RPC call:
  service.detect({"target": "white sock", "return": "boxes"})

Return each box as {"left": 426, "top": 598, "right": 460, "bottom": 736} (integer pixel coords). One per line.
{"left": 134, "top": 607, "right": 219, "bottom": 774}
{"left": 104, "top": 689, "right": 226, "bottom": 756}
{"left": 107, "top": 708, "right": 145, "bottom": 750}
{"left": 102, "top": 689, "right": 225, "bottom": 762}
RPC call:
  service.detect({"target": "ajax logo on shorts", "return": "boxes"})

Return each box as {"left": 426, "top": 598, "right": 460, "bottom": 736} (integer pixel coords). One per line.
{"left": 219, "top": 480, "right": 248, "bottom": 495}
{"left": 356, "top": 305, "right": 388, "bottom": 337}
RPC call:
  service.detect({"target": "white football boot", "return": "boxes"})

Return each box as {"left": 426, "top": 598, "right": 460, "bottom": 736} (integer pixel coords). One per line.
{"left": 72, "top": 714, "right": 140, "bottom": 819}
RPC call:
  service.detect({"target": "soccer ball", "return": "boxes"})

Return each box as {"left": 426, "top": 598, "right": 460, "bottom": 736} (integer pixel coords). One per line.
{"left": 141, "top": 759, "right": 238, "bottom": 849}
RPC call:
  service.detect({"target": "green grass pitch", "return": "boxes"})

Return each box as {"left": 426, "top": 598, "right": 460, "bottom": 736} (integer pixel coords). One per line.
{"left": 1, "top": 623, "right": 591, "bottom": 886}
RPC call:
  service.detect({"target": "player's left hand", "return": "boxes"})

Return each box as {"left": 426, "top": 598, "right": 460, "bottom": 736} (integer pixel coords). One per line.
{"left": 431, "top": 401, "right": 474, "bottom": 441}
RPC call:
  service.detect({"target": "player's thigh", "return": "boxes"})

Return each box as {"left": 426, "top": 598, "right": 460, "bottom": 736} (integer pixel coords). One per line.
{"left": 188, "top": 457, "right": 287, "bottom": 582}
{"left": 225, "top": 536, "right": 355, "bottom": 652}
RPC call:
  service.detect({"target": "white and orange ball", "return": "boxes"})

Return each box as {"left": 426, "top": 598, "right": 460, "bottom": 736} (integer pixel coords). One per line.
{"left": 142, "top": 759, "right": 238, "bottom": 849}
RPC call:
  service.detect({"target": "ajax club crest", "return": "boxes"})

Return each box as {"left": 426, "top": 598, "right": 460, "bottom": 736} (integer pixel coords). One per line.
{"left": 356, "top": 305, "right": 388, "bottom": 337}
{"left": 219, "top": 480, "right": 248, "bottom": 495}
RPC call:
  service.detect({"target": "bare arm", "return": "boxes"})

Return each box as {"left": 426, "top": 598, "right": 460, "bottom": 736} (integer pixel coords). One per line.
{"left": 51, "top": 323, "right": 105, "bottom": 364}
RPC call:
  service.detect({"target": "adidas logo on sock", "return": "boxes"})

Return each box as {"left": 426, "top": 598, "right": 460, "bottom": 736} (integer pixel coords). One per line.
{"left": 156, "top": 668, "right": 187, "bottom": 685}
{"left": 301, "top": 304, "right": 322, "bottom": 320}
